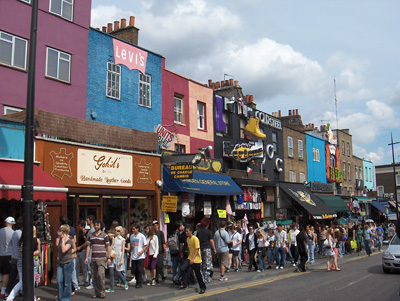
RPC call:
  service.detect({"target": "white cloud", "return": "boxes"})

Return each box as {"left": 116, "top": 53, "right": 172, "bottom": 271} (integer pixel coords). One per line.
{"left": 91, "top": 5, "right": 134, "bottom": 28}
{"left": 390, "top": 81, "right": 400, "bottom": 106}
{"left": 353, "top": 144, "right": 385, "bottom": 165}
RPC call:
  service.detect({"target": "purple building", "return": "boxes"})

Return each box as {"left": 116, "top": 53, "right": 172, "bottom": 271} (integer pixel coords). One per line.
{"left": 0, "top": 0, "right": 91, "bottom": 118}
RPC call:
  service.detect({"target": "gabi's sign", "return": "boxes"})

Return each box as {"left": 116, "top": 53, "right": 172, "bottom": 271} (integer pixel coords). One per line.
{"left": 113, "top": 38, "right": 148, "bottom": 74}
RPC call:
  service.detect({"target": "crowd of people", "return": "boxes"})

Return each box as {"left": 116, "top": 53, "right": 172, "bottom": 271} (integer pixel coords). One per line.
{"left": 0, "top": 215, "right": 397, "bottom": 300}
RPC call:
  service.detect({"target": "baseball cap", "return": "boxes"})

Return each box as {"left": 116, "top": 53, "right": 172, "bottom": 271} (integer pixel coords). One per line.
{"left": 5, "top": 217, "right": 15, "bottom": 225}
{"left": 152, "top": 220, "right": 159, "bottom": 225}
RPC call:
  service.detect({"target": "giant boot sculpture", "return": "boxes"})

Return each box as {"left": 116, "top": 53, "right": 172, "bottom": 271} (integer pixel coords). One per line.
{"left": 244, "top": 117, "right": 266, "bottom": 139}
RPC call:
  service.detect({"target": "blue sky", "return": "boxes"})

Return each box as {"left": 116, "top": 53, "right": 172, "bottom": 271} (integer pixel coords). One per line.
{"left": 91, "top": 0, "right": 400, "bottom": 166}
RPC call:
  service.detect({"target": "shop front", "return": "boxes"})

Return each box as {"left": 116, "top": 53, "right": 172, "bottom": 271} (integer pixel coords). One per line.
{"left": 278, "top": 182, "right": 337, "bottom": 226}
{"left": 162, "top": 168, "right": 242, "bottom": 233}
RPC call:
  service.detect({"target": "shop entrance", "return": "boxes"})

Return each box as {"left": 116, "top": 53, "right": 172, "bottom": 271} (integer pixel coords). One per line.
{"left": 78, "top": 205, "right": 101, "bottom": 224}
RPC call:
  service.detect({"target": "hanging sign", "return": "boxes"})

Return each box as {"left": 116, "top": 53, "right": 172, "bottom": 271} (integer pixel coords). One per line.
{"left": 155, "top": 125, "right": 176, "bottom": 149}
{"left": 217, "top": 209, "right": 226, "bottom": 218}
{"left": 170, "top": 164, "right": 193, "bottom": 179}
{"left": 113, "top": 38, "right": 148, "bottom": 74}
{"left": 165, "top": 213, "right": 170, "bottom": 224}
{"left": 162, "top": 195, "right": 178, "bottom": 212}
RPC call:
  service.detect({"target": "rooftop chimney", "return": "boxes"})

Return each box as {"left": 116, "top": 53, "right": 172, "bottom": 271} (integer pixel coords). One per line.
{"left": 114, "top": 21, "right": 120, "bottom": 31}
{"left": 121, "top": 18, "right": 126, "bottom": 28}
{"left": 278, "top": 110, "right": 281, "bottom": 117}
{"left": 216, "top": 82, "right": 220, "bottom": 89}
{"left": 107, "top": 23, "right": 113, "bottom": 32}
{"left": 220, "top": 81, "right": 224, "bottom": 87}
{"left": 130, "top": 16, "right": 135, "bottom": 27}
{"left": 229, "top": 78, "right": 234, "bottom": 86}
{"left": 289, "top": 110, "right": 292, "bottom": 116}
{"left": 102, "top": 26, "right": 107, "bottom": 32}
{"left": 234, "top": 80, "right": 239, "bottom": 86}
{"left": 107, "top": 16, "right": 139, "bottom": 45}
{"left": 208, "top": 79, "right": 212, "bottom": 87}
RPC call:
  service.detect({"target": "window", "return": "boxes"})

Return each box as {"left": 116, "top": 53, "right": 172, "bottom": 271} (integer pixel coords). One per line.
{"left": 342, "top": 140, "right": 345, "bottom": 155}
{"left": 313, "top": 148, "right": 320, "bottom": 162}
{"left": 369, "top": 168, "right": 372, "bottom": 183}
{"left": 289, "top": 171, "right": 296, "bottom": 182}
{"left": 299, "top": 172, "right": 306, "bottom": 184}
{"left": 365, "top": 167, "right": 368, "bottom": 181}
{"left": 396, "top": 174, "right": 400, "bottom": 186}
{"left": 343, "top": 163, "right": 346, "bottom": 180}
{"left": 0, "top": 31, "right": 27, "bottom": 70}
{"left": 348, "top": 163, "right": 351, "bottom": 180}
{"left": 197, "top": 102, "right": 205, "bottom": 130}
{"left": 174, "top": 95, "right": 183, "bottom": 123}
{"left": 377, "top": 186, "right": 384, "bottom": 196}
{"left": 359, "top": 166, "right": 362, "bottom": 180}
{"left": 50, "top": 0, "right": 73, "bottom": 21}
{"left": 272, "top": 132, "right": 278, "bottom": 152}
{"left": 288, "top": 136, "right": 293, "bottom": 157}
{"left": 349, "top": 187, "right": 352, "bottom": 195}
{"left": 330, "top": 155, "right": 336, "bottom": 167}
{"left": 46, "top": 47, "right": 71, "bottom": 83}
{"left": 174, "top": 144, "right": 186, "bottom": 153}
{"left": 355, "top": 166, "right": 358, "bottom": 179}
{"left": 298, "top": 140, "right": 303, "bottom": 159}
{"left": 20, "top": 0, "right": 31, "bottom": 4}
{"left": 139, "top": 73, "right": 151, "bottom": 107}
{"left": 239, "top": 118, "right": 246, "bottom": 138}
{"left": 347, "top": 142, "right": 350, "bottom": 156}
{"left": 222, "top": 112, "right": 229, "bottom": 135}
{"left": 3, "top": 106, "right": 22, "bottom": 115}
{"left": 106, "top": 62, "right": 121, "bottom": 99}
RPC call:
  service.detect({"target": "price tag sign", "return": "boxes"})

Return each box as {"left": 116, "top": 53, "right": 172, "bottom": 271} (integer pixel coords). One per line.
{"left": 162, "top": 196, "right": 178, "bottom": 212}
{"left": 217, "top": 209, "right": 226, "bottom": 218}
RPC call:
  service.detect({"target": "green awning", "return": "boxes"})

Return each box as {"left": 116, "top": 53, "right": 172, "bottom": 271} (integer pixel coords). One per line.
{"left": 276, "top": 220, "right": 293, "bottom": 225}
{"left": 354, "top": 196, "right": 372, "bottom": 203}
{"left": 317, "top": 195, "right": 349, "bottom": 213}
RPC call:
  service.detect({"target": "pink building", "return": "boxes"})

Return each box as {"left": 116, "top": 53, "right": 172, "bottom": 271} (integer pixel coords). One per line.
{"left": 0, "top": 0, "right": 91, "bottom": 118}
{"left": 162, "top": 69, "right": 214, "bottom": 155}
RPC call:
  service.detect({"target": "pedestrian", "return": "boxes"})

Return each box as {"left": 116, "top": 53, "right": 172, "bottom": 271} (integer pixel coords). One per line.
{"left": 376, "top": 224, "right": 384, "bottom": 251}
{"left": 388, "top": 223, "right": 395, "bottom": 242}
{"left": 169, "top": 222, "right": 184, "bottom": 285}
{"left": 229, "top": 227, "right": 242, "bottom": 273}
{"left": 106, "top": 226, "right": 127, "bottom": 292}
{"left": 244, "top": 225, "right": 258, "bottom": 272}
{"left": 179, "top": 224, "right": 206, "bottom": 294}
{"left": 266, "top": 228, "right": 276, "bottom": 269}
{"left": 6, "top": 226, "right": 41, "bottom": 301}
{"left": 256, "top": 228, "right": 267, "bottom": 272}
{"left": 5, "top": 217, "right": 22, "bottom": 297}
{"left": 0, "top": 216, "right": 15, "bottom": 299}
{"left": 75, "top": 220, "right": 88, "bottom": 287}
{"left": 85, "top": 219, "right": 112, "bottom": 298}
{"left": 296, "top": 226, "right": 308, "bottom": 272}
{"left": 213, "top": 220, "right": 230, "bottom": 281}
{"left": 129, "top": 223, "right": 148, "bottom": 288}
{"left": 145, "top": 225, "right": 159, "bottom": 286}
{"left": 152, "top": 220, "right": 167, "bottom": 283}
{"left": 196, "top": 217, "right": 216, "bottom": 282}
{"left": 288, "top": 224, "right": 299, "bottom": 267}
{"left": 274, "top": 224, "right": 287, "bottom": 269}
{"left": 363, "top": 224, "right": 373, "bottom": 256}
{"left": 84, "top": 215, "right": 96, "bottom": 290}
{"left": 56, "top": 224, "right": 74, "bottom": 301}
{"left": 325, "top": 228, "right": 340, "bottom": 272}
{"left": 356, "top": 224, "right": 363, "bottom": 254}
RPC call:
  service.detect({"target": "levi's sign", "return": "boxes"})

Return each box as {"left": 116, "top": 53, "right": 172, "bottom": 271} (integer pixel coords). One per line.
{"left": 113, "top": 38, "right": 148, "bottom": 74}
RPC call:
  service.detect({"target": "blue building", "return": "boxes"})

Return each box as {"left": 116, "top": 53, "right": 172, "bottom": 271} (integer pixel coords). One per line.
{"left": 306, "top": 133, "right": 326, "bottom": 184}
{"left": 363, "top": 159, "right": 374, "bottom": 190}
{"left": 0, "top": 117, "right": 25, "bottom": 159}
{"left": 86, "top": 24, "right": 163, "bottom": 132}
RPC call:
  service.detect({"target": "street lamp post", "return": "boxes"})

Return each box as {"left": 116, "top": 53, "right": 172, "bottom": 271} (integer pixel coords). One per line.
{"left": 389, "top": 133, "right": 400, "bottom": 220}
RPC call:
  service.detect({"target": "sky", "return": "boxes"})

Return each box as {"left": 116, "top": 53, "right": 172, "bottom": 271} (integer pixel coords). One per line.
{"left": 91, "top": 0, "right": 400, "bottom": 166}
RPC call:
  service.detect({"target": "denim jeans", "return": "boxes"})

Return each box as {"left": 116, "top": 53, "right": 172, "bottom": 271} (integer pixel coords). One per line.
{"left": 364, "top": 239, "right": 372, "bottom": 255}
{"left": 71, "top": 258, "right": 79, "bottom": 289}
{"left": 307, "top": 243, "right": 315, "bottom": 262}
{"left": 57, "top": 261, "right": 74, "bottom": 301}
{"left": 377, "top": 237, "right": 383, "bottom": 251}
{"left": 267, "top": 247, "right": 275, "bottom": 263}
{"left": 76, "top": 250, "right": 88, "bottom": 284}
{"left": 275, "top": 247, "right": 286, "bottom": 267}
{"left": 258, "top": 249, "right": 266, "bottom": 271}
{"left": 171, "top": 255, "right": 182, "bottom": 281}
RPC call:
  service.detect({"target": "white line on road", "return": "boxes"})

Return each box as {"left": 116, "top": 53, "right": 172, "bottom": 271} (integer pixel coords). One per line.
{"left": 334, "top": 274, "right": 371, "bottom": 291}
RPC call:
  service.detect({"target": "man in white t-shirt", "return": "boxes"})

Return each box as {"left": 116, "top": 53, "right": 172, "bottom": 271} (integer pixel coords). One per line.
{"left": 129, "top": 223, "right": 148, "bottom": 288}
{"left": 0, "top": 217, "right": 15, "bottom": 299}
{"left": 274, "top": 224, "right": 287, "bottom": 269}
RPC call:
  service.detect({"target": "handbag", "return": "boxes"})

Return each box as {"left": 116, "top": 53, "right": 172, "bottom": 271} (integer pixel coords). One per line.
{"left": 350, "top": 240, "right": 357, "bottom": 250}
{"left": 110, "top": 241, "right": 116, "bottom": 259}
{"left": 264, "top": 240, "right": 270, "bottom": 248}
{"left": 220, "top": 230, "right": 233, "bottom": 249}
{"left": 144, "top": 240, "right": 151, "bottom": 269}
{"left": 323, "top": 238, "right": 330, "bottom": 248}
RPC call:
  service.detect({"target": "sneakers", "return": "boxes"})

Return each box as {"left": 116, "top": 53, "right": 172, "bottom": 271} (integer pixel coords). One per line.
{"left": 293, "top": 263, "right": 297, "bottom": 267}
{"left": 219, "top": 276, "right": 228, "bottom": 281}
{"left": 129, "top": 278, "right": 136, "bottom": 285}
{"left": 256, "top": 270, "right": 261, "bottom": 273}
{"left": 124, "top": 283, "right": 129, "bottom": 290}
{"left": 226, "top": 268, "right": 230, "bottom": 273}
{"left": 147, "top": 279, "right": 156, "bottom": 286}
{"left": 199, "top": 289, "right": 206, "bottom": 294}
{"left": 280, "top": 266, "right": 284, "bottom": 269}
{"left": 234, "top": 268, "right": 238, "bottom": 272}
{"left": 105, "top": 289, "right": 115, "bottom": 293}
{"left": 86, "top": 284, "right": 94, "bottom": 289}
{"left": 276, "top": 266, "right": 279, "bottom": 270}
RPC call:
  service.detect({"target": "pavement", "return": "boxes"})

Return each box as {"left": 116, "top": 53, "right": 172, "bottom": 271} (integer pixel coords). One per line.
{"left": 29, "top": 249, "right": 384, "bottom": 301}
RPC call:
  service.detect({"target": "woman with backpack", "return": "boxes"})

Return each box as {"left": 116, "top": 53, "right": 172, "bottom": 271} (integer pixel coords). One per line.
{"left": 169, "top": 222, "right": 184, "bottom": 285}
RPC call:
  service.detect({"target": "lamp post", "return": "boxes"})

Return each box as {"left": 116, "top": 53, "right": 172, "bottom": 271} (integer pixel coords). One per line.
{"left": 389, "top": 132, "right": 400, "bottom": 220}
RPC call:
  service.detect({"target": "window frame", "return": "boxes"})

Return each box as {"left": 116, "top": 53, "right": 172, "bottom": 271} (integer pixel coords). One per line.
{"left": 49, "top": 0, "right": 74, "bottom": 21}
{"left": 106, "top": 62, "right": 121, "bottom": 100}
{"left": 174, "top": 95, "right": 183, "bottom": 124}
{"left": 342, "top": 140, "right": 345, "bottom": 155}
{"left": 298, "top": 139, "right": 303, "bottom": 159}
{"left": 139, "top": 73, "right": 151, "bottom": 108}
{"left": 197, "top": 101, "right": 205, "bottom": 130}
{"left": 272, "top": 132, "right": 278, "bottom": 152}
{"left": 343, "top": 162, "right": 346, "bottom": 180}
{"left": 347, "top": 142, "right": 350, "bottom": 156}
{"left": 174, "top": 144, "right": 186, "bottom": 153}
{"left": 289, "top": 170, "right": 296, "bottom": 183}
{"left": 299, "top": 172, "right": 306, "bottom": 184}
{"left": 45, "top": 47, "right": 71, "bottom": 83}
{"left": 288, "top": 136, "right": 293, "bottom": 157}
{"left": 0, "top": 31, "right": 28, "bottom": 70}
{"left": 348, "top": 163, "right": 351, "bottom": 180}
{"left": 3, "top": 106, "right": 23, "bottom": 115}
{"left": 365, "top": 167, "right": 368, "bottom": 181}
{"left": 313, "top": 148, "right": 320, "bottom": 162}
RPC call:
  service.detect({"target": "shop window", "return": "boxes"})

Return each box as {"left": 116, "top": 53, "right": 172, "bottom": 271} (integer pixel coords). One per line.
{"left": 103, "top": 196, "right": 129, "bottom": 229}
{"left": 130, "top": 196, "right": 153, "bottom": 228}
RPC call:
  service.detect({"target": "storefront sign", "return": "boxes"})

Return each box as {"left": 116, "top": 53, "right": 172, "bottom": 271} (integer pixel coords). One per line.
{"left": 155, "top": 125, "right": 175, "bottom": 149}
{"left": 135, "top": 158, "right": 153, "bottom": 184}
{"left": 49, "top": 148, "right": 74, "bottom": 180}
{"left": 254, "top": 111, "right": 282, "bottom": 130}
{"left": 162, "top": 195, "right": 178, "bottom": 212}
{"left": 217, "top": 209, "right": 226, "bottom": 218}
{"left": 77, "top": 149, "right": 133, "bottom": 187}
{"left": 311, "top": 182, "right": 335, "bottom": 193}
{"left": 223, "top": 141, "right": 263, "bottom": 162}
{"left": 113, "top": 38, "right": 148, "bottom": 74}
{"left": 170, "top": 164, "right": 193, "bottom": 179}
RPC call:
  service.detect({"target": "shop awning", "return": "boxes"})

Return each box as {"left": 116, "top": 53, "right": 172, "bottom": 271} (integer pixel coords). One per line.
{"left": 371, "top": 200, "right": 395, "bottom": 216}
{"left": 279, "top": 182, "right": 336, "bottom": 219}
{"left": 163, "top": 168, "right": 242, "bottom": 196}
{"left": 353, "top": 196, "right": 372, "bottom": 203}
{"left": 0, "top": 161, "right": 68, "bottom": 201}
{"left": 317, "top": 195, "right": 349, "bottom": 213}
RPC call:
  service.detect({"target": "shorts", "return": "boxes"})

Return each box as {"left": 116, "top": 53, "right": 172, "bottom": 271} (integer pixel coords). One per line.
{"left": 0, "top": 256, "right": 12, "bottom": 275}
{"left": 229, "top": 250, "right": 239, "bottom": 257}
{"left": 217, "top": 251, "right": 229, "bottom": 268}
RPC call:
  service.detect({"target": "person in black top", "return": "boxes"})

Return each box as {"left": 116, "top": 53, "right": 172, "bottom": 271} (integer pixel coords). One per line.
{"left": 76, "top": 220, "right": 88, "bottom": 286}
{"left": 296, "top": 226, "right": 308, "bottom": 272}
{"left": 196, "top": 218, "right": 216, "bottom": 283}
{"left": 171, "top": 222, "right": 185, "bottom": 285}
{"left": 152, "top": 220, "right": 167, "bottom": 282}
